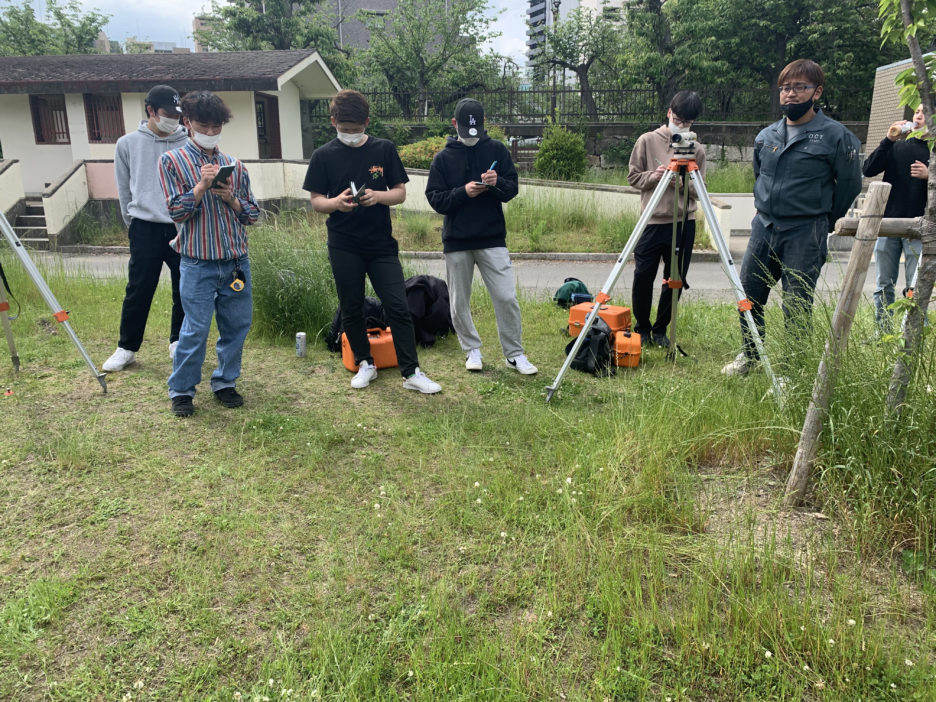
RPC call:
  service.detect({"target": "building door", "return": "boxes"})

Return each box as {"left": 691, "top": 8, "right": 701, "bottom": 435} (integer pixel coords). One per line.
{"left": 255, "top": 94, "right": 282, "bottom": 159}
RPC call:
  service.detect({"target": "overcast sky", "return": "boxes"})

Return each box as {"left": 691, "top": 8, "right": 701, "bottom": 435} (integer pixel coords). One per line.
{"left": 53, "top": 0, "right": 530, "bottom": 64}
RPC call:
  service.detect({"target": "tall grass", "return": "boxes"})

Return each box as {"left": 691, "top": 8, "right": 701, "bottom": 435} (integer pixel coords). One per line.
{"left": 249, "top": 212, "right": 337, "bottom": 344}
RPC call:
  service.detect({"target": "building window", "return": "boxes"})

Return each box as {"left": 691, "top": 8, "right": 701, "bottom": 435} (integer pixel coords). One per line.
{"left": 84, "top": 94, "right": 125, "bottom": 144}
{"left": 30, "top": 94, "right": 70, "bottom": 145}
{"left": 256, "top": 101, "right": 266, "bottom": 138}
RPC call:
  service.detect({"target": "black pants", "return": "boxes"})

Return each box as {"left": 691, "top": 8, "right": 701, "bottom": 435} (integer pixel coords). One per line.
{"left": 631, "top": 220, "right": 695, "bottom": 336}
{"left": 118, "top": 219, "right": 183, "bottom": 351}
{"left": 328, "top": 247, "right": 419, "bottom": 377}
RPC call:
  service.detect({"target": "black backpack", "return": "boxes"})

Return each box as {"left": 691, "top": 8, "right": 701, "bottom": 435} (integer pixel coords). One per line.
{"left": 564, "top": 317, "right": 616, "bottom": 377}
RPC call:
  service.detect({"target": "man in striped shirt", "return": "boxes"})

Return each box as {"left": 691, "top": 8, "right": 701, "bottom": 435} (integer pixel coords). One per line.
{"left": 158, "top": 91, "right": 260, "bottom": 417}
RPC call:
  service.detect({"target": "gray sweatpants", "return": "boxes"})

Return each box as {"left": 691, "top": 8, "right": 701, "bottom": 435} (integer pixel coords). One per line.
{"left": 444, "top": 247, "right": 524, "bottom": 359}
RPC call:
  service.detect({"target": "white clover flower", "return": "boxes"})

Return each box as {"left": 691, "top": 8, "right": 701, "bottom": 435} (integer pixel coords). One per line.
{"left": 616, "top": 666, "right": 621, "bottom": 672}
{"left": 269, "top": 680, "right": 274, "bottom": 687}
{"left": 566, "top": 477, "right": 572, "bottom": 485}
{"left": 374, "top": 503, "right": 380, "bottom": 510}
{"left": 474, "top": 481, "right": 480, "bottom": 487}
{"left": 133, "top": 680, "right": 144, "bottom": 690}
{"left": 828, "top": 639, "right": 835, "bottom": 645}
{"left": 905, "top": 659, "right": 914, "bottom": 667}
{"left": 764, "top": 650, "right": 772, "bottom": 659}
{"left": 815, "top": 681, "right": 825, "bottom": 690}
{"left": 518, "top": 496, "right": 524, "bottom": 501}
{"left": 891, "top": 683, "right": 897, "bottom": 689}
{"left": 557, "top": 488, "right": 563, "bottom": 494}
{"left": 500, "top": 531, "right": 507, "bottom": 538}
{"left": 407, "top": 670, "right": 414, "bottom": 678}
{"left": 475, "top": 498, "right": 482, "bottom": 504}
{"left": 803, "top": 664, "right": 810, "bottom": 671}
{"left": 547, "top": 610, "right": 553, "bottom": 617}
{"left": 847, "top": 618, "right": 856, "bottom": 626}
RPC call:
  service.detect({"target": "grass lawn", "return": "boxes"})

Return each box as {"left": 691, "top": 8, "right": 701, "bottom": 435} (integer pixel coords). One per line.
{"left": 0, "top": 242, "right": 934, "bottom": 700}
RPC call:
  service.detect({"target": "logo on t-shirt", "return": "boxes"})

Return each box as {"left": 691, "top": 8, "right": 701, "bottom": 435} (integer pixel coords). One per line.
{"left": 369, "top": 165, "right": 384, "bottom": 180}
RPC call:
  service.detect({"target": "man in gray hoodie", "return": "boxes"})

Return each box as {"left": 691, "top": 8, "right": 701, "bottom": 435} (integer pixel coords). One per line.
{"left": 102, "top": 85, "right": 189, "bottom": 372}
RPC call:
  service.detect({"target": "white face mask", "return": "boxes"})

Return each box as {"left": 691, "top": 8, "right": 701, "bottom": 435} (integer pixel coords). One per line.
{"left": 459, "top": 136, "right": 480, "bottom": 147}
{"left": 668, "top": 122, "right": 689, "bottom": 134}
{"left": 191, "top": 130, "right": 221, "bottom": 150}
{"left": 337, "top": 130, "right": 366, "bottom": 146}
{"left": 155, "top": 116, "right": 179, "bottom": 134}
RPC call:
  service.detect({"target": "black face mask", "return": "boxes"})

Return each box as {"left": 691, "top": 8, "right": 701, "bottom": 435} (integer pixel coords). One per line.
{"left": 782, "top": 99, "right": 815, "bottom": 121}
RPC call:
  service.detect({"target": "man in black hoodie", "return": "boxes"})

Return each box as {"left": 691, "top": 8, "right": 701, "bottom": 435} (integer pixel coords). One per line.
{"left": 425, "top": 98, "right": 537, "bottom": 375}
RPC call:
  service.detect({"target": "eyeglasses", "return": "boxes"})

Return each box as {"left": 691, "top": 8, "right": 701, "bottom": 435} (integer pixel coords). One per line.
{"left": 670, "top": 114, "right": 693, "bottom": 127}
{"left": 778, "top": 84, "right": 817, "bottom": 94}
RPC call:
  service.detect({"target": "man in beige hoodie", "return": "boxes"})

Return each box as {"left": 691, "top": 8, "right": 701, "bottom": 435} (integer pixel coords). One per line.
{"left": 627, "top": 91, "right": 705, "bottom": 349}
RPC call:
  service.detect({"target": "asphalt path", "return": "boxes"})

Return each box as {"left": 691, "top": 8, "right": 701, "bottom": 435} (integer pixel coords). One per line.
{"left": 33, "top": 237, "right": 884, "bottom": 307}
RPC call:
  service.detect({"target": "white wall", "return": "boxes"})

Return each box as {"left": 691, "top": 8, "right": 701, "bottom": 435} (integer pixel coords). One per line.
{"left": 0, "top": 161, "right": 25, "bottom": 215}
{"left": 0, "top": 94, "right": 74, "bottom": 193}
{"left": 216, "top": 91, "right": 260, "bottom": 161}
{"left": 276, "top": 83, "right": 303, "bottom": 159}
{"left": 43, "top": 164, "right": 88, "bottom": 237}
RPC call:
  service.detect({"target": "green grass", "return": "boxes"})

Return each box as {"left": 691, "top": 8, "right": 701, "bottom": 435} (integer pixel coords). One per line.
{"left": 0, "top": 246, "right": 934, "bottom": 700}
{"left": 524, "top": 163, "right": 756, "bottom": 195}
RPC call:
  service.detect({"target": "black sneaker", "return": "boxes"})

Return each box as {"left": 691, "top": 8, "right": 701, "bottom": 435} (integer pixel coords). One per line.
{"left": 171, "top": 395, "right": 194, "bottom": 417}
{"left": 652, "top": 333, "right": 671, "bottom": 348}
{"left": 214, "top": 387, "right": 244, "bottom": 408}
{"left": 638, "top": 331, "right": 651, "bottom": 348}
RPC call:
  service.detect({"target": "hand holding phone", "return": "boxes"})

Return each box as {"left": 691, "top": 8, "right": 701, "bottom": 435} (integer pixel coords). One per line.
{"left": 349, "top": 180, "right": 366, "bottom": 205}
{"left": 211, "top": 164, "right": 236, "bottom": 189}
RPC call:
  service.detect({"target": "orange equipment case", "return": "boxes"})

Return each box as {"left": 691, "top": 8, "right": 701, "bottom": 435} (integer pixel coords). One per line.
{"left": 613, "top": 330, "right": 641, "bottom": 368}
{"left": 568, "top": 302, "right": 631, "bottom": 337}
{"left": 341, "top": 327, "right": 399, "bottom": 371}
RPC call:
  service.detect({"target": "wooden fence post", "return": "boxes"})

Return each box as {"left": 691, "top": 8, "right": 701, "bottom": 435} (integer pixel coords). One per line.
{"left": 784, "top": 181, "right": 892, "bottom": 506}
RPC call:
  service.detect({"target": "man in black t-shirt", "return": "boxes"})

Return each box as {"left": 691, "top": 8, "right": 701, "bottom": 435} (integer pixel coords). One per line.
{"left": 303, "top": 89, "right": 441, "bottom": 394}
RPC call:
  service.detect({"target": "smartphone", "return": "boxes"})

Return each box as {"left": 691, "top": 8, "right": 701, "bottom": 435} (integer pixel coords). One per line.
{"left": 211, "top": 164, "right": 235, "bottom": 188}
{"left": 349, "top": 180, "right": 365, "bottom": 204}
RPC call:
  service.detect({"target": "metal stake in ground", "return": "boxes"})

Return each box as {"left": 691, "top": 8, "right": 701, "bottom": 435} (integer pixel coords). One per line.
{"left": 0, "top": 212, "right": 107, "bottom": 392}
{"left": 545, "top": 136, "right": 782, "bottom": 403}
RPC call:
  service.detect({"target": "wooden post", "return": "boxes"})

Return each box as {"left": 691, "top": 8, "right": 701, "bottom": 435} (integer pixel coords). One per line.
{"left": 784, "top": 181, "right": 892, "bottom": 506}
{"left": 834, "top": 216, "right": 922, "bottom": 239}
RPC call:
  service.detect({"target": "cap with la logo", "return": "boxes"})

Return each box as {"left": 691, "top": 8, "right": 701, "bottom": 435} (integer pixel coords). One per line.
{"left": 454, "top": 98, "right": 485, "bottom": 139}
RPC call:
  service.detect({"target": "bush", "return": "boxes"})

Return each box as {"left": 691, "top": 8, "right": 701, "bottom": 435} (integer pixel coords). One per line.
{"left": 398, "top": 136, "right": 447, "bottom": 169}
{"left": 250, "top": 213, "right": 337, "bottom": 345}
{"left": 534, "top": 122, "right": 588, "bottom": 181}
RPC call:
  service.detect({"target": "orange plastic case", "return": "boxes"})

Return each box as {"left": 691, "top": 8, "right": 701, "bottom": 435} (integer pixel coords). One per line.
{"left": 568, "top": 302, "right": 631, "bottom": 337}
{"left": 341, "top": 328, "right": 399, "bottom": 371}
{"left": 613, "top": 330, "right": 641, "bottom": 368}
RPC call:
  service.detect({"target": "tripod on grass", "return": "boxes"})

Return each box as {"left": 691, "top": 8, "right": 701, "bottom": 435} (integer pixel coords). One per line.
{"left": 545, "top": 133, "right": 782, "bottom": 403}
{"left": 1, "top": 212, "right": 107, "bottom": 393}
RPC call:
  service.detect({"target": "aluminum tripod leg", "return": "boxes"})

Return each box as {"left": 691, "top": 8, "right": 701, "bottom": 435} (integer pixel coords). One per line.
{"left": 0, "top": 212, "right": 107, "bottom": 392}
{"left": 0, "top": 278, "right": 19, "bottom": 371}
{"left": 545, "top": 169, "right": 677, "bottom": 402}
{"left": 689, "top": 170, "right": 783, "bottom": 400}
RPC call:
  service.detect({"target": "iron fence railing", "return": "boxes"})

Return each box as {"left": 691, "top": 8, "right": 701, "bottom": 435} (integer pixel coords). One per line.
{"left": 308, "top": 87, "right": 873, "bottom": 124}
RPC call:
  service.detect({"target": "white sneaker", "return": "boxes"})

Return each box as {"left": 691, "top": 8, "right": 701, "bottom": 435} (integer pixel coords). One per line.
{"left": 403, "top": 367, "right": 442, "bottom": 394}
{"left": 169, "top": 340, "right": 179, "bottom": 361}
{"left": 102, "top": 347, "right": 136, "bottom": 372}
{"left": 721, "top": 352, "right": 756, "bottom": 377}
{"left": 351, "top": 361, "right": 378, "bottom": 389}
{"left": 465, "top": 348, "right": 483, "bottom": 371}
{"left": 506, "top": 353, "right": 538, "bottom": 375}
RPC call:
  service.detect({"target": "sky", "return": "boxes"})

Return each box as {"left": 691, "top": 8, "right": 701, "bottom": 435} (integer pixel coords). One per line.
{"left": 44, "top": 0, "right": 532, "bottom": 64}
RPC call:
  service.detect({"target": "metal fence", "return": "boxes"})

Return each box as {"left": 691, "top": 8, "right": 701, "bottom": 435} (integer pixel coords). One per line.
{"left": 309, "top": 87, "right": 873, "bottom": 124}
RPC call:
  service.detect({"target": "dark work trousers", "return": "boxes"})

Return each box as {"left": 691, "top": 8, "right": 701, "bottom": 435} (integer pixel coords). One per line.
{"left": 631, "top": 220, "right": 695, "bottom": 336}
{"left": 328, "top": 247, "right": 419, "bottom": 377}
{"left": 117, "top": 219, "right": 183, "bottom": 352}
{"left": 739, "top": 214, "right": 828, "bottom": 360}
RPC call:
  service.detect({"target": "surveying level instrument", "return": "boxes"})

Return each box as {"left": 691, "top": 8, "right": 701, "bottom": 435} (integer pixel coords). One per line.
{"left": 545, "top": 133, "right": 782, "bottom": 403}
{"left": 0, "top": 212, "right": 107, "bottom": 393}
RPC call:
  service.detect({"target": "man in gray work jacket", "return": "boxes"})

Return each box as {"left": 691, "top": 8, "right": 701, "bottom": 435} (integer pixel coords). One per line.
{"left": 723, "top": 59, "right": 862, "bottom": 377}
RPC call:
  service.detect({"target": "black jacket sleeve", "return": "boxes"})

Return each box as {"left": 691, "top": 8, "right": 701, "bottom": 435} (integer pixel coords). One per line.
{"left": 425, "top": 151, "right": 470, "bottom": 214}
{"left": 862, "top": 137, "right": 894, "bottom": 178}
{"left": 490, "top": 142, "right": 519, "bottom": 203}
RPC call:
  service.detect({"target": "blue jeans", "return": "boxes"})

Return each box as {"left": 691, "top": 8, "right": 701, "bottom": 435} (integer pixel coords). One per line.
{"left": 739, "top": 215, "right": 828, "bottom": 360}
{"left": 874, "top": 236, "right": 922, "bottom": 330}
{"left": 168, "top": 256, "right": 252, "bottom": 398}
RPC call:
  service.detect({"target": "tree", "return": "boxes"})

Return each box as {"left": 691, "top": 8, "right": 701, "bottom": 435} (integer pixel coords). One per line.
{"left": 195, "top": 0, "right": 354, "bottom": 83}
{"left": 0, "top": 0, "right": 109, "bottom": 56}
{"left": 540, "top": 7, "right": 619, "bottom": 120}
{"left": 879, "top": 0, "right": 936, "bottom": 414}
{"left": 357, "top": 0, "right": 502, "bottom": 119}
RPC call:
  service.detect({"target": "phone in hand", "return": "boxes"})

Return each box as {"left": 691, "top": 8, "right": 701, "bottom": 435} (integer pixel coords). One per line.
{"left": 211, "top": 164, "right": 235, "bottom": 188}
{"left": 350, "top": 180, "right": 365, "bottom": 204}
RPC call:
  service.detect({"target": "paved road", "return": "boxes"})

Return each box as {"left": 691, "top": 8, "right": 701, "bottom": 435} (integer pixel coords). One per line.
{"left": 33, "top": 237, "right": 884, "bottom": 306}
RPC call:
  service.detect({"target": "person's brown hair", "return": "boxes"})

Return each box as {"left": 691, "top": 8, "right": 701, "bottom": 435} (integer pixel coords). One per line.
{"left": 330, "top": 89, "right": 369, "bottom": 124}
{"left": 777, "top": 59, "right": 824, "bottom": 88}
{"left": 180, "top": 91, "right": 232, "bottom": 125}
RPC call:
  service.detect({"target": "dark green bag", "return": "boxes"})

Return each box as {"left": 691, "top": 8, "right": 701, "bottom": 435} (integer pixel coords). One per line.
{"left": 553, "top": 277, "right": 590, "bottom": 308}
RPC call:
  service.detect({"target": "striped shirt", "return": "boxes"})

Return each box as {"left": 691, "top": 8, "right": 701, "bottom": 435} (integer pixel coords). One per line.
{"left": 158, "top": 140, "right": 260, "bottom": 260}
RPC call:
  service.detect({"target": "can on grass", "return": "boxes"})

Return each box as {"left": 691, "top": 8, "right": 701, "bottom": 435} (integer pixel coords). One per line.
{"left": 295, "top": 332, "right": 307, "bottom": 357}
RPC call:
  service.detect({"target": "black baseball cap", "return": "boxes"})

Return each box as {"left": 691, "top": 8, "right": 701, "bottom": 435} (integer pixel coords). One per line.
{"left": 454, "top": 98, "right": 484, "bottom": 138}
{"left": 145, "top": 85, "right": 182, "bottom": 114}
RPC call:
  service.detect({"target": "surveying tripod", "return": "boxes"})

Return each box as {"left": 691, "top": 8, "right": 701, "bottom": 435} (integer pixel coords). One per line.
{"left": 545, "top": 134, "right": 782, "bottom": 402}
{"left": 0, "top": 211, "right": 107, "bottom": 393}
